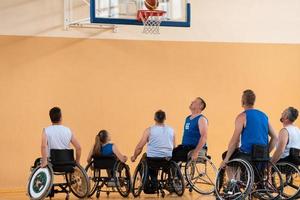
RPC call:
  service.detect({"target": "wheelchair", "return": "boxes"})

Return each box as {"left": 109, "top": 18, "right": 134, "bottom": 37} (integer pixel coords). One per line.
{"left": 276, "top": 148, "right": 300, "bottom": 200}
{"left": 132, "top": 154, "right": 185, "bottom": 198}
{"left": 215, "top": 145, "right": 283, "bottom": 200}
{"left": 173, "top": 147, "right": 217, "bottom": 195}
{"left": 85, "top": 156, "right": 131, "bottom": 198}
{"left": 27, "top": 149, "right": 90, "bottom": 200}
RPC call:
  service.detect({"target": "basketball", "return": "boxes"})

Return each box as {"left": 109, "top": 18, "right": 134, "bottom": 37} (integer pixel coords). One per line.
{"left": 144, "top": 0, "right": 159, "bottom": 10}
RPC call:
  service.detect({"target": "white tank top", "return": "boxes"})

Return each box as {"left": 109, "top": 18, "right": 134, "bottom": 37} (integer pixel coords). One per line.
{"left": 146, "top": 125, "right": 174, "bottom": 158}
{"left": 44, "top": 125, "right": 72, "bottom": 156}
{"left": 281, "top": 125, "right": 300, "bottom": 158}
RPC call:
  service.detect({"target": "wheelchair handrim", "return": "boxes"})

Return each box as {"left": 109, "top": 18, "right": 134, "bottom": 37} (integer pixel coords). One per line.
{"left": 85, "top": 161, "right": 100, "bottom": 197}
{"left": 27, "top": 166, "right": 53, "bottom": 200}
{"left": 276, "top": 162, "right": 300, "bottom": 200}
{"left": 185, "top": 156, "right": 217, "bottom": 195}
{"left": 132, "top": 161, "right": 148, "bottom": 197}
{"left": 114, "top": 162, "right": 132, "bottom": 197}
{"left": 170, "top": 161, "right": 185, "bottom": 196}
{"left": 66, "top": 164, "right": 90, "bottom": 198}
{"left": 215, "top": 159, "right": 254, "bottom": 200}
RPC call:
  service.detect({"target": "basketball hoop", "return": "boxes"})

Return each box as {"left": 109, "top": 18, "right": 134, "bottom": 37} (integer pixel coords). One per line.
{"left": 137, "top": 10, "right": 166, "bottom": 34}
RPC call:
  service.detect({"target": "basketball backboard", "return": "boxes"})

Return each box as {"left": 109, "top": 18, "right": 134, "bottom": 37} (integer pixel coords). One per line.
{"left": 90, "top": 0, "right": 191, "bottom": 27}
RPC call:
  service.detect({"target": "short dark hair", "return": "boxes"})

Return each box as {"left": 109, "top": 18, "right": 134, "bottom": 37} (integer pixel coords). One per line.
{"left": 154, "top": 110, "right": 166, "bottom": 123}
{"left": 197, "top": 97, "right": 206, "bottom": 111}
{"left": 287, "top": 107, "right": 298, "bottom": 122}
{"left": 242, "top": 89, "right": 256, "bottom": 106}
{"left": 49, "top": 107, "right": 62, "bottom": 123}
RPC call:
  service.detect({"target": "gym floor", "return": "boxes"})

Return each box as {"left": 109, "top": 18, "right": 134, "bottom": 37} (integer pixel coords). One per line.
{"left": 0, "top": 192, "right": 216, "bottom": 200}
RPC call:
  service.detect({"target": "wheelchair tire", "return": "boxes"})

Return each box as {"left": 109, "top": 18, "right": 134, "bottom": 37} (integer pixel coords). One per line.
{"left": 215, "top": 159, "right": 253, "bottom": 200}
{"left": 169, "top": 161, "right": 185, "bottom": 196}
{"left": 276, "top": 162, "right": 300, "bottom": 200}
{"left": 85, "top": 161, "right": 100, "bottom": 197}
{"left": 114, "top": 161, "right": 132, "bottom": 197}
{"left": 185, "top": 156, "right": 217, "bottom": 195}
{"left": 251, "top": 161, "right": 283, "bottom": 200}
{"left": 132, "top": 160, "right": 148, "bottom": 197}
{"left": 66, "top": 163, "right": 90, "bottom": 199}
{"left": 27, "top": 165, "right": 53, "bottom": 200}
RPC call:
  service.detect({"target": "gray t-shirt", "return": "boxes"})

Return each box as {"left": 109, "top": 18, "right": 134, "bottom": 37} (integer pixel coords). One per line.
{"left": 146, "top": 125, "right": 174, "bottom": 158}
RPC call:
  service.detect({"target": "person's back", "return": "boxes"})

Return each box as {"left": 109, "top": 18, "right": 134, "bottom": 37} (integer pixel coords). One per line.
{"left": 87, "top": 130, "right": 127, "bottom": 163}
{"left": 101, "top": 143, "right": 114, "bottom": 156}
{"left": 45, "top": 125, "right": 72, "bottom": 154}
{"left": 240, "top": 109, "right": 269, "bottom": 154}
{"left": 40, "top": 107, "right": 82, "bottom": 167}
{"left": 281, "top": 125, "right": 300, "bottom": 159}
{"left": 147, "top": 125, "right": 174, "bottom": 158}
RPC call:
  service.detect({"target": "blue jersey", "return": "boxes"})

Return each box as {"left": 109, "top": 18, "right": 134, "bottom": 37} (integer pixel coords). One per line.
{"left": 182, "top": 115, "right": 206, "bottom": 147}
{"left": 101, "top": 143, "right": 114, "bottom": 156}
{"left": 240, "top": 109, "right": 269, "bottom": 154}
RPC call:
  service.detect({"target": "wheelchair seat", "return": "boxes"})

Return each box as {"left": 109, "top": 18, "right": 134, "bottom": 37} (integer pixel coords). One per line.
{"left": 93, "top": 156, "right": 117, "bottom": 169}
{"left": 146, "top": 157, "right": 171, "bottom": 171}
{"left": 50, "top": 149, "right": 76, "bottom": 173}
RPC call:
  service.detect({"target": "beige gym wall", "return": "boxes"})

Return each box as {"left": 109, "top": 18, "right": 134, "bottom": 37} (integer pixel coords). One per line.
{"left": 0, "top": 35, "right": 299, "bottom": 189}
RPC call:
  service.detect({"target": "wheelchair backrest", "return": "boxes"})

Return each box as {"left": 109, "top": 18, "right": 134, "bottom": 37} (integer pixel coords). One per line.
{"left": 289, "top": 148, "right": 300, "bottom": 165}
{"left": 93, "top": 156, "right": 117, "bottom": 169}
{"left": 251, "top": 144, "right": 269, "bottom": 161}
{"left": 146, "top": 157, "right": 171, "bottom": 170}
{"left": 50, "top": 149, "right": 76, "bottom": 172}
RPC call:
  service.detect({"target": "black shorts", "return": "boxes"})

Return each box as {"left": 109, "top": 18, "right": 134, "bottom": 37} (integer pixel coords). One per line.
{"left": 172, "top": 145, "right": 196, "bottom": 162}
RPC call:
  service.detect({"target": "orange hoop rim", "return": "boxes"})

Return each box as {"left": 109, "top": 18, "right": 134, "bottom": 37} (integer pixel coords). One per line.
{"left": 137, "top": 10, "right": 166, "bottom": 22}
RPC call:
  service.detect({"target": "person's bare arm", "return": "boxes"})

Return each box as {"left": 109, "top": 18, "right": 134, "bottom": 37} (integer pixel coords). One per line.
{"left": 221, "top": 113, "right": 245, "bottom": 167}
{"left": 70, "top": 133, "right": 82, "bottom": 164}
{"left": 191, "top": 117, "right": 208, "bottom": 161}
{"left": 131, "top": 128, "right": 150, "bottom": 162}
{"left": 41, "top": 129, "right": 48, "bottom": 168}
{"left": 268, "top": 122, "right": 278, "bottom": 153}
{"left": 271, "top": 129, "right": 288, "bottom": 164}
{"left": 113, "top": 144, "right": 128, "bottom": 163}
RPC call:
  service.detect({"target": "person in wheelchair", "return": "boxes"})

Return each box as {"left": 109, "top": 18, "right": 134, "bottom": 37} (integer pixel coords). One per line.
{"left": 85, "top": 130, "right": 130, "bottom": 198}
{"left": 172, "top": 97, "right": 208, "bottom": 163}
{"left": 271, "top": 107, "right": 300, "bottom": 165}
{"left": 270, "top": 107, "right": 300, "bottom": 199}
{"left": 28, "top": 107, "right": 89, "bottom": 200}
{"left": 217, "top": 90, "right": 279, "bottom": 200}
{"left": 87, "top": 129, "right": 128, "bottom": 163}
{"left": 220, "top": 89, "right": 277, "bottom": 167}
{"left": 40, "top": 107, "right": 82, "bottom": 168}
{"left": 131, "top": 110, "right": 176, "bottom": 194}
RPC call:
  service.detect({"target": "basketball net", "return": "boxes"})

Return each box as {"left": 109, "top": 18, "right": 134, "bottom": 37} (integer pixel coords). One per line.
{"left": 137, "top": 10, "right": 166, "bottom": 34}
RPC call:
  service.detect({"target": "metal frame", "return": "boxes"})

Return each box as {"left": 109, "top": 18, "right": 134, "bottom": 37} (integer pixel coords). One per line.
{"left": 64, "top": 0, "right": 117, "bottom": 32}
{"left": 90, "top": 0, "right": 191, "bottom": 27}
{"left": 64, "top": 0, "right": 191, "bottom": 31}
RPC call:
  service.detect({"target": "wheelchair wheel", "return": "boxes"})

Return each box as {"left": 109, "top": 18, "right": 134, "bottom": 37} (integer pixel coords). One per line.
{"left": 114, "top": 161, "right": 132, "bottom": 197}
{"left": 215, "top": 159, "right": 253, "bottom": 200}
{"left": 252, "top": 161, "right": 283, "bottom": 200}
{"left": 132, "top": 161, "right": 148, "bottom": 197}
{"left": 66, "top": 164, "right": 90, "bottom": 198}
{"left": 85, "top": 161, "right": 100, "bottom": 197}
{"left": 185, "top": 156, "right": 217, "bottom": 195}
{"left": 169, "top": 161, "right": 185, "bottom": 196}
{"left": 276, "top": 162, "right": 300, "bottom": 200}
{"left": 27, "top": 166, "right": 53, "bottom": 200}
